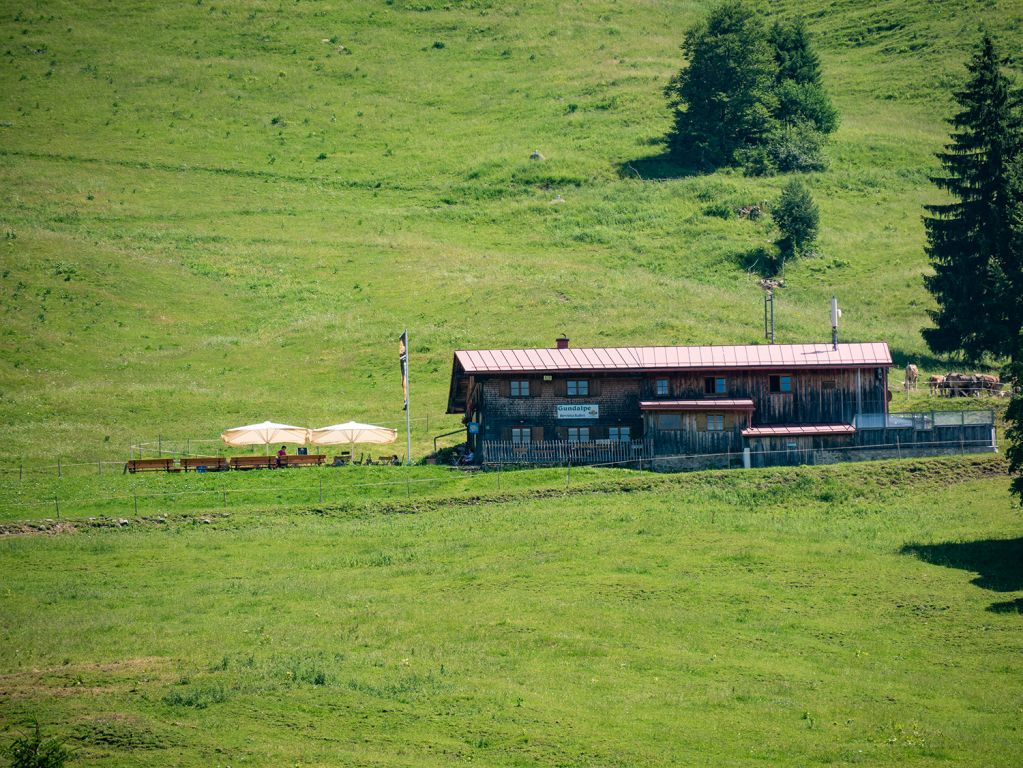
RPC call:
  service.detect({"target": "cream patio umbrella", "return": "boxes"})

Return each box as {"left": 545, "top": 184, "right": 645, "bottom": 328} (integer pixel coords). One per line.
{"left": 220, "top": 421, "right": 310, "bottom": 451}
{"left": 309, "top": 421, "right": 397, "bottom": 458}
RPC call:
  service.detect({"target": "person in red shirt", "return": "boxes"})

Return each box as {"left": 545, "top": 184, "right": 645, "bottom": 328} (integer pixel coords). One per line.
{"left": 276, "top": 445, "right": 287, "bottom": 468}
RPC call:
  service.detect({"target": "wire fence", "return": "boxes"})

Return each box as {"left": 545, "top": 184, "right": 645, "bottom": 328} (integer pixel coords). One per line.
{"left": 0, "top": 436, "right": 998, "bottom": 522}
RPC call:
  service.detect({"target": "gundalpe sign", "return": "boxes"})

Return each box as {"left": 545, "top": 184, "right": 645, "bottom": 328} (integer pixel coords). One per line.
{"left": 556, "top": 404, "right": 599, "bottom": 420}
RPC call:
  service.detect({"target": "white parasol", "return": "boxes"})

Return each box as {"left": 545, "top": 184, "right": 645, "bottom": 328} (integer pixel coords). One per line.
{"left": 220, "top": 421, "right": 310, "bottom": 448}
{"left": 309, "top": 421, "right": 397, "bottom": 449}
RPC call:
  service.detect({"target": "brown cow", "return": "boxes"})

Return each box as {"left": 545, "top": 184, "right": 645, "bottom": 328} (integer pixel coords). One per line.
{"left": 904, "top": 364, "right": 919, "bottom": 392}
{"left": 928, "top": 375, "right": 945, "bottom": 395}
{"left": 976, "top": 374, "right": 1000, "bottom": 394}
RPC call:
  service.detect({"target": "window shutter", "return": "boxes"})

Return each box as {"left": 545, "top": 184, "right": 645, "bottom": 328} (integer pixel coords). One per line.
{"left": 530, "top": 378, "right": 541, "bottom": 397}
{"left": 531, "top": 426, "right": 544, "bottom": 442}
{"left": 501, "top": 427, "right": 511, "bottom": 441}
{"left": 589, "top": 379, "right": 600, "bottom": 396}
{"left": 555, "top": 379, "right": 567, "bottom": 397}
{"left": 500, "top": 379, "right": 510, "bottom": 397}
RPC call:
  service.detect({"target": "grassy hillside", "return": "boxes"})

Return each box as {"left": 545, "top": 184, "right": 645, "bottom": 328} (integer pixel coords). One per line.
{"left": 1, "top": 0, "right": 1022, "bottom": 460}
{"left": 1, "top": 459, "right": 1020, "bottom": 765}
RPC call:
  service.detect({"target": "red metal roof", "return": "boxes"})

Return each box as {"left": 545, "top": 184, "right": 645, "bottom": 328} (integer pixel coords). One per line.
{"left": 453, "top": 342, "right": 890, "bottom": 374}
{"left": 741, "top": 423, "right": 856, "bottom": 437}
{"left": 640, "top": 399, "right": 755, "bottom": 411}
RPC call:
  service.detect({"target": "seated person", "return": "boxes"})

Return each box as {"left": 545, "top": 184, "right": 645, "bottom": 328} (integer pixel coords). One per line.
{"left": 460, "top": 449, "right": 475, "bottom": 465}
{"left": 276, "top": 445, "right": 287, "bottom": 467}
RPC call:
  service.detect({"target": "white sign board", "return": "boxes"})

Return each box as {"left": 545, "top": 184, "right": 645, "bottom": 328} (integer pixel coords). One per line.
{"left": 556, "top": 404, "right": 599, "bottom": 420}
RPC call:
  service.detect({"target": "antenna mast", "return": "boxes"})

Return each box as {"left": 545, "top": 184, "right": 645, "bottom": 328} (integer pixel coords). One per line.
{"left": 830, "top": 295, "right": 840, "bottom": 350}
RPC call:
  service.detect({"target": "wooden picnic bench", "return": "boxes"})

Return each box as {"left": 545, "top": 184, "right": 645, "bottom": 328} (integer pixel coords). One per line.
{"left": 278, "top": 454, "right": 325, "bottom": 468}
{"left": 229, "top": 455, "right": 276, "bottom": 471}
{"left": 180, "top": 457, "right": 228, "bottom": 472}
{"left": 376, "top": 454, "right": 400, "bottom": 465}
{"left": 124, "top": 458, "right": 176, "bottom": 473}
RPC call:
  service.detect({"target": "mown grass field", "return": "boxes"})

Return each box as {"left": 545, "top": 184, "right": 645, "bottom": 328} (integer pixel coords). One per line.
{"left": 1, "top": 458, "right": 1021, "bottom": 766}
{"left": 2, "top": 3, "right": 1022, "bottom": 766}
{"left": 1, "top": 0, "right": 1022, "bottom": 461}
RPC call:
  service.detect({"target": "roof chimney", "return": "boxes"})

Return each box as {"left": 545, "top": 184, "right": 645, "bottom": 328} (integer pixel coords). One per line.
{"left": 556, "top": 335, "right": 570, "bottom": 350}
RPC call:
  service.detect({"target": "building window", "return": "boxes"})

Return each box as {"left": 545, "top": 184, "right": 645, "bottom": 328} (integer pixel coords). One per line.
{"left": 706, "top": 414, "right": 724, "bottom": 431}
{"left": 510, "top": 380, "right": 529, "bottom": 397}
{"left": 703, "top": 376, "right": 727, "bottom": 395}
{"left": 567, "top": 427, "right": 590, "bottom": 443}
{"left": 511, "top": 427, "right": 531, "bottom": 445}
{"left": 657, "top": 413, "right": 682, "bottom": 430}
{"left": 655, "top": 378, "right": 670, "bottom": 397}
{"left": 769, "top": 375, "right": 793, "bottom": 394}
{"left": 609, "top": 426, "right": 631, "bottom": 442}
{"left": 566, "top": 380, "right": 589, "bottom": 397}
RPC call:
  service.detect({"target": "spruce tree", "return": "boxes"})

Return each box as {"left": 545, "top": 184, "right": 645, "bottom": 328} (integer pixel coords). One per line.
{"left": 769, "top": 19, "right": 821, "bottom": 86}
{"left": 664, "top": 0, "right": 777, "bottom": 169}
{"left": 769, "top": 19, "right": 838, "bottom": 135}
{"left": 923, "top": 35, "right": 1022, "bottom": 362}
{"left": 771, "top": 178, "right": 819, "bottom": 272}
{"left": 1006, "top": 342, "right": 1023, "bottom": 504}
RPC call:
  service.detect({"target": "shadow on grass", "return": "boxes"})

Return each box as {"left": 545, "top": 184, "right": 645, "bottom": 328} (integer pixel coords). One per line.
{"left": 888, "top": 347, "right": 959, "bottom": 373}
{"left": 988, "top": 597, "right": 1023, "bottom": 614}
{"left": 615, "top": 152, "right": 702, "bottom": 181}
{"left": 735, "top": 246, "right": 778, "bottom": 279}
{"left": 900, "top": 537, "right": 1023, "bottom": 613}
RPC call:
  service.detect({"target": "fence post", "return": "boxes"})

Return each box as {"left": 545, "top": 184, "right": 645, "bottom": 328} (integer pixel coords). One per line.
{"left": 98, "top": 459, "right": 102, "bottom": 476}
{"left": 54, "top": 494, "right": 60, "bottom": 518}
{"left": 405, "top": 473, "right": 411, "bottom": 499}
{"left": 319, "top": 477, "right": 323, "bottom": 504}
{"left": 158, "top": 435, "right": 162, "bottom": 456}
{"left": 223, "top": 491, "right": 227, "bottom": 507}
{"left": 57, "top": 456, "right": 61, "bottom": 478}
{"left": 566, "top": 454, "right": 571, "bottom": 488}
{"left": 19, "top": 459, "right": 23, "bottom": 481}
{"left": 133, "top": 491, "right": 138, "bottom": 515}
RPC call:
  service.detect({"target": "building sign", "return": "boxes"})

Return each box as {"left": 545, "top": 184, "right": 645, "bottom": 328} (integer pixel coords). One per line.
{"left": 557, "top": 404, "right": 599, "bottom": 420}
{"left": 467, "top": 422, "right": 479, "bottom": 434}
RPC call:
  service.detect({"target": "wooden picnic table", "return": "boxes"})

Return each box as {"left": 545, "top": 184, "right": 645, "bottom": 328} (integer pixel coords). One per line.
{"left": 124, "top": 458, "right": 176, "bottom": 473}
{"left": 229, "top": 456, "right": 276, "bottom": 471}
{"left": 180, "top": 457, "right": 229, "bottom": 472}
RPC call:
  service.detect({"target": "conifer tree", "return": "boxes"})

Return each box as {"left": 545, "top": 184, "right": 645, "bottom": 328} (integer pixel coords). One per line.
{"left": 1006, "top": 342, "right": 1023, "bottom": 504}
{"left": 771, "top": 178, "right": 819, "bottom": 272}
{"left": 769, "top": 19, "right": 821, "bottom": 85}
{"left": 923, "top": 35, "right": 1022, "bottom": 362}
{"left": 769, "top": 20, "right": 838, "bottom": 135}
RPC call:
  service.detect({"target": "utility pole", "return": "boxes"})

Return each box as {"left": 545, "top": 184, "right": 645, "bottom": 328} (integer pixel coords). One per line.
{"left": 400, "top": 329, "right": 412, "bottom": 465}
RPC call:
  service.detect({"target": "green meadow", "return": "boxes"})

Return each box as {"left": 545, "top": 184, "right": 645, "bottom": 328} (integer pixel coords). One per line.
{"left": 1, "top": 457, "right": 1021, "bottom": 766}
{"left": 2, "top": 2, "right": 1023, "bottom": 765}
{"left": 1, "top": 0, "right": 1021, "bottom": 460}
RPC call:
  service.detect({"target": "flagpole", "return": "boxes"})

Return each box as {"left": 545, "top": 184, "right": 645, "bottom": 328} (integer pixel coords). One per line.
{"left": 404, "top": 328, "right": 412, "bottom": 465}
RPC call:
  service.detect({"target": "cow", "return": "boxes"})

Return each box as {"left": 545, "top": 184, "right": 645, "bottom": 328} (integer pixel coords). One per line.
{"left": 928, "top": 374, "right": 945, "bottom": 395}
{"left": 904, "top": 364, "right": 919, "bottom": 392}
{"left": 976, "top": 374, "right": 1000, "bottom": 394}
{"left": 943, "top": 372, "right": 969, "bottom": 397}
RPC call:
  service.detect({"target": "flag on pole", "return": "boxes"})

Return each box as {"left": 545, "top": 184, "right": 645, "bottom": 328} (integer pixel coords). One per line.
{"left": 398, "top": 330, "right": 409, "bottom": 411}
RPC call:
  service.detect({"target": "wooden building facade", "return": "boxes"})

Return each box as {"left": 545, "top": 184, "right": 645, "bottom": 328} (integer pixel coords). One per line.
{"left": 446, "top": 339, "right": 994, "bottom": 469}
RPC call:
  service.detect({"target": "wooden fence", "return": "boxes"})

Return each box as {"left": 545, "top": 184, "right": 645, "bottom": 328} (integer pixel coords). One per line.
{"left": 482, "top": 440, "right": 655, "bottom": 466}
